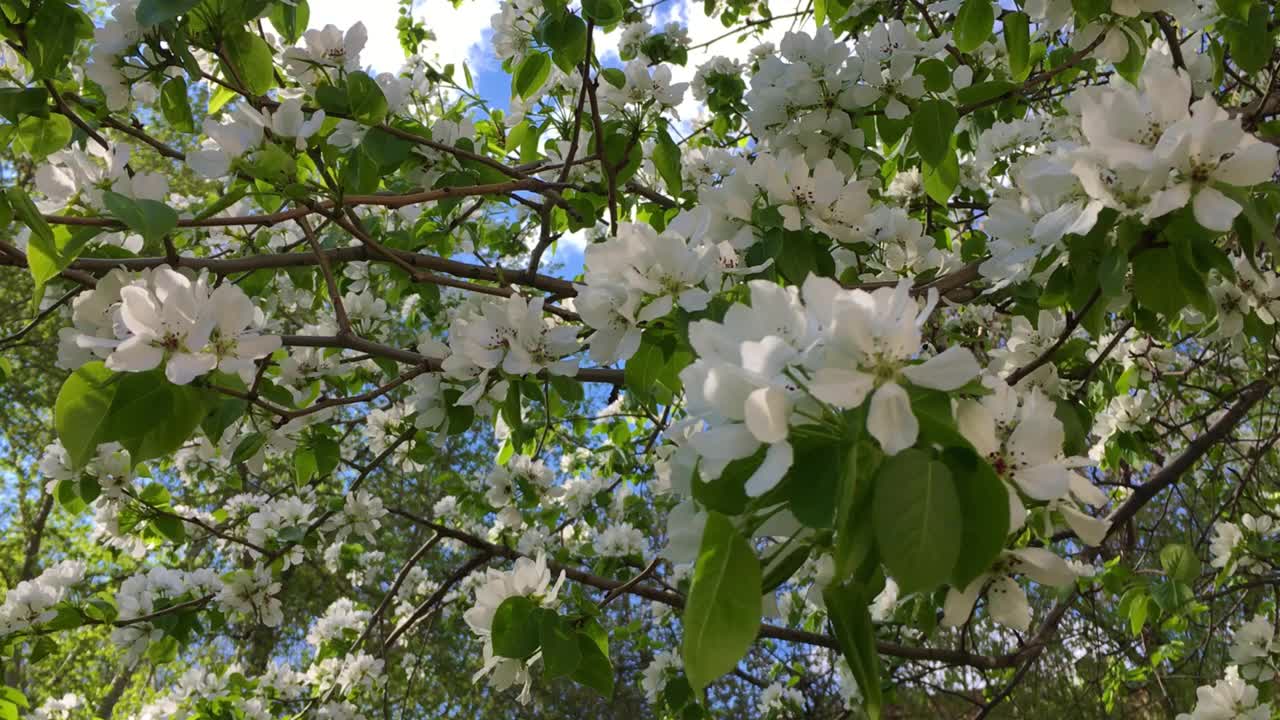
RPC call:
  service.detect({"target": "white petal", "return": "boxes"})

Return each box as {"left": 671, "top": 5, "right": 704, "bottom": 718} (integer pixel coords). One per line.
{"left": 956, "top": 399, "right": 999, "bottom": 457}
{"left": 745, "top": 441, "right": 793, "bottom": 496}
{"left": 902, "top": 346, "right": 980, "bottom": 391}
{"left": 165, "top": 352, "right": 217, "bottom": 385}
{"left": 744, "top": 386, "right": 791, "bottom": 444}
{"left": 1191, "top": 186, "right": 1242, "bottom": 232}
{"left": 867, "top": 382, "right": 918, "bottom": 455}
{"left": 688, "top": 424, "right": 759, "bottom": 461}
{"left": 1060, "top": 504, "right": 1110, "bottom": 546}
{"left": 106, "top": 336, "right": 163, "bottom": 373}
{"left": 1007, "top": 484, "right": 1027, "bottom": 532}
{"left": 987, "top": 575, "right": 1031, "bottom": 632}
{"left": 1012, "top": 463, "right": 1072, "bottom": 501}
{"left": 941, "top": 577, "right": 986, "bottom": 627}
{"left": 1068, "top": 472, "right": 1108, "bottom": 507}
{"left": 1007, "top": 547, "right": 1075, "bottom": 587}
{"left": 1142, "top": 183, "right": 1191, "bottom": 222}
{"left": 163, "top": 351, "right": 216, "bottom": 384}
{"left": 1214, "top": 146, "right": 1279, "bottom": 186}
{"left": 809, "top": 367, "right": 875, "bottom": 408}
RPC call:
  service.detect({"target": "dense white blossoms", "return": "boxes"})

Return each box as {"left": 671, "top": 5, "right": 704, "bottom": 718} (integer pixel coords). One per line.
{"left": 12, "top": 0, "right": 1280, "bottom": 716}
{"left": 678, "top": 275, "right": 980, "bottom": 497}
{"left": 0, "top": 561, "right": 86, "bottom": 636}
{"left": 443, "top": 294, "right": 579, "bottom": 399}
{"left": 464, "top": 553, "right": 565, "bottom": 703}
{"left": 956, "top": 381, "right": 1109, "bottom": 543}
{"left": 1176, "top": 666, "right": 1272, "bottom": 720}
{"left": 57, "top": 266, "right": 280, "bottom": 385}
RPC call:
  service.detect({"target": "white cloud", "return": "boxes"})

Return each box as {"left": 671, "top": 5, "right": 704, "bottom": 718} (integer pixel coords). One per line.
{"left": 306, "top": 0, "right": 501, "bottom": 73}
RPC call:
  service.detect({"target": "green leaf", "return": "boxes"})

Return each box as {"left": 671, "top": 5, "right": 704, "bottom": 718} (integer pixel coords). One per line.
{"left": 570, "top": 629, "right": 614, "bottom": 696}
{"left": 225, "top": 30, "right": 276, "bottom": 96}
{"left": 1132, "top": 247, "right": 1187, "bottom": 318}
{"left": 682, "top": 512, "right": 761, "bottom": 691}
{"left": 582, "top": 0, "right": 623, "bottom": 25}
{"left": 1223, "top": 6, "right": 1273, "bottom": 73}
{"left": 232, "top": 432, "right": 266, "bottom": 464}
{"left": 209, "top": 84, "right": 238, "bottom": 114}
{"left": 538, "top": 610, "right": 582, "bottom": 678}
{"left": 492, "top": 596, "right": 541, "bottom": 659}
{"left": 7, "top": 187, "right": 66, "bottom": 301}
{"left": 550, "top": 13, "right": 588, "bottom": 73}
{"left": 601, "top": 67, "right": 627, "bottom": 89}
{"left": 954, "top": 0, "right": 994, "bottom": 53}
{"left": 160, "top": 77, "right": 196, "bottom": 133}
{"left": 784, "top": 441, "right": 843, "bottom": 528}
{"left": 915, "top": 59, "right": 951, "bottom": 93}
{"left": 295, "top": 447, "right": 318, "bottom": 485}
{"left": 25, "top": 1, "right": 86, "bottom": 81}
{"left": 136, "top": 0, "right": 200, "bottom": 24}
{"left": 0, "top": 87, "right": 50, "bottom": 123}
{"left": 624, "top": 338, "right": 666, "bottom": 400}
{"left": 54, "top": 362, "right": 119, "bottom": 467}
{"left": 943, "top": 447, "right": 1009, "bottom": 588}
{"left": 872, "top": 449, "right": 962, "bottom": 594}
{"left": 102, "top": 191, "right": 179, "bottom": 247}
{"left": 1097, "top": 245, "right": 1128, "bottom": 297}
{"left": 653, "top": 126, "right": 683, "bottom": 197}
{"left": 268, "top": 0, "right": 310, "bottom": 44}
{"left": 514, "top": 52, "right": 552, "bottom": 99}
{"left": 824, "top": 581, "right": 883, "bottom": 720}
{"left": 922, "top": 146, "right": 959, "bottom": 205}
{"left": 1160, "top": 544, "right": 1201, "bottom": 584}
{"left": 103, "top": 370, "right": 210, "bottom": 462}
{"left": 911, "top": 100, "right": 958, "bottom": 167}
{"left": 1004, "top": 12, "right": 1031, "bottom": 80}
{"left": 16, "top": 114, "right": 71, "bottom": 160}
{"left": 347, "top": 71, "right": 388, "bottom": 125}
{"left": 152, "top": 514, "right": 187, "bottom": 544}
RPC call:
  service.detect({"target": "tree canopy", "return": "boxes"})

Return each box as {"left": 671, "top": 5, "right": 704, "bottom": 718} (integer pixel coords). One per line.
{"left": 2, "top": 0, "right": 1280, "bottom": 718}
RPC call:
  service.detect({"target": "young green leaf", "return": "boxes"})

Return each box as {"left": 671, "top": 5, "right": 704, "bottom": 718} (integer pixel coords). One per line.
{"left": 682, "top": 512, "right": 761, "bottom": 691}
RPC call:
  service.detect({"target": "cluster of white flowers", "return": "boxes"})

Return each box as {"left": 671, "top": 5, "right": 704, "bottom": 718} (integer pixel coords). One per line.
{"left": 574, "top": 212, "right": 726, "bottom": 363}
{"left": 246, "top": 494, "right": 316, "bottom": 567}
{"left": 112, "top": 567, "right": 222, "bottom": 661}
{"left": 462, "top": 553, "right": 565, "bottom": 703}
{"left": 678, "top": 276, "right": 979, "bottom": 497}
{"left": 598, "top": 61, "right": 689, "bottom": 117}
{"left": 29, "top": 693, "right": 84, "bottom": 720}
{"left": 442, "top": 294, "right": 579, "bottom": 402}
{"left": 593, "top": 522, "right": 646, "bottom": 558}
{"left": 217, "top": 566, "right": 284, "bottom": 628}
{"left": 956, "top": 381, "right": 1109, "bottom": 543}
{"left": 1176, "top": 666, "right": 1272, "bottom": 720}
{"left": 58, "top": 266, "right": 280, "bottom": 385}
{"left": 640, "top": 648, "right": 682, "bottom": 702}
{"left": 1230, "top": 615, "right": 1278, "bottom": 682}
{"left": 981, "top": 59, "right": 1278, "bottom": 287}
{"left": 483, "top": 454, "right": 557, "bottom": 529}
{"left": 0, "top": 561, "right": 86, "bottom": 636}
{"left": 758, "top": 681, "right": 806, "bottom": 716}
{"left": 1210, "top": 514, "right": 1274, "bottom": 574}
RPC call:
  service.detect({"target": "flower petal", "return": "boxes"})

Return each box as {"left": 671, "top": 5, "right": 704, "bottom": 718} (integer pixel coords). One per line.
{"left": 809, "top": 367, "right": 875, "bottom": 408}
{"left": 1192, "top": 186, "right": 1242, "bottom": 232}
{"left": 901, "top": 346, "right": 980, "bottom": 391}
{"left": 744, "top": 386, "right": 791, "bottom": 444}
{"left": 867, "top": 382, "right": 918, "bottom": 455}
{"left": 745, "top": 441, "right": 793, "bottom": 497}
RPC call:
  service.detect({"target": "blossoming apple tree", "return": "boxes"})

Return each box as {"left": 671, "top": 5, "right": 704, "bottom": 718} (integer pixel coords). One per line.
{"left": 2, "top": 0, "right": 1280, "bottom": 717}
